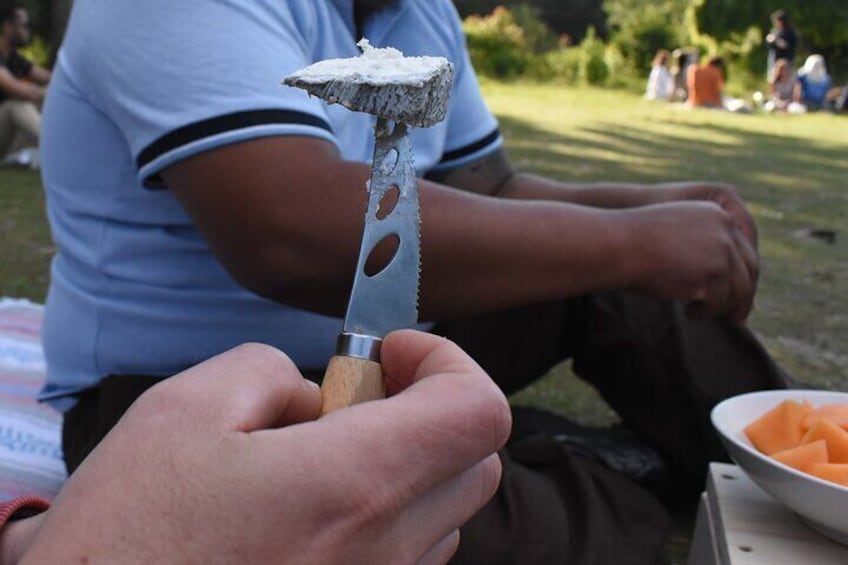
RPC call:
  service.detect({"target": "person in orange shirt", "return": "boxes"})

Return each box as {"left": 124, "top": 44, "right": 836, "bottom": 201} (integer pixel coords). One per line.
{"left": 687, "top": 56, "right": 726, "bottom": 109}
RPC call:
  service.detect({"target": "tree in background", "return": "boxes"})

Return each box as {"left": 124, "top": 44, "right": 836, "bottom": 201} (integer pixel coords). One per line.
{"left": 454, "top": 0, "right": 607, "bottom": 44}
{"left": 603, "top": 0, "right": 689, "bottom": 74}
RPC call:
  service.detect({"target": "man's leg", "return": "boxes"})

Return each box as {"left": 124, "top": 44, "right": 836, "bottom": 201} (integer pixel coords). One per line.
{"left": 0, "top": 101, "right": 17, "bottom": 157}
{"left": 434, "top": 293, "right": 792, "bottom": 563}
{"left": 0, "top": 100, "right": 40, "bottom": 157}
{"left": 434, "top": 301, "right": 671, "bottom": 564}
{"left": 572, "top": 291, "right": 793, "bottom": 495}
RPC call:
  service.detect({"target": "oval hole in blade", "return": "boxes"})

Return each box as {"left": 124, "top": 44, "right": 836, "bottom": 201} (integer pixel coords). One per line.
{"left": 378, "top": 148, "right": 399, "bottom": 175}
{"left": 376, "top": 185, "right": 400, "bottom": 220}
{"left": 364, "top": 233, "right": 400, "bottom": 277}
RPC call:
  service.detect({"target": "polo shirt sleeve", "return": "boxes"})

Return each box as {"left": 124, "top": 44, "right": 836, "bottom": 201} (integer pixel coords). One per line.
{"left": 64, "top": 1, "right": 337, "bottom": 188}
{"left": 429, "top": 1, "right": 502, "bottom": 172}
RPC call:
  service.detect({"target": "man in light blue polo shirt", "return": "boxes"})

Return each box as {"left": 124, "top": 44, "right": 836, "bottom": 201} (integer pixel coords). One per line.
{"left": 41, "top": 0, "right": 790, "bottom": 562}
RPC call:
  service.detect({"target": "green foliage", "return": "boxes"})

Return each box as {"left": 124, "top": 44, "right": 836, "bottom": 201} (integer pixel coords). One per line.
{"left": 577, "top": 27, "right": 609, "bottom": 86}
{"left": 534, "top": 48, "right": 580, "bottom": 83}
{"left": 603, "top": 0, "right": 689, "bottom": 74}
{"left": 462, "top": 6, "right": 615, "bottom": 86}
{"left": 508, "top": 3, "right": 558, "bottom": 54}
{"left": 462, "top": 6, "right": 531, "bottom": 79}
{"left": 454, "top": 0, "right": 608, "bottom": 44}
{"left": 18, "top": 35, "right": 49, "bottom": 67}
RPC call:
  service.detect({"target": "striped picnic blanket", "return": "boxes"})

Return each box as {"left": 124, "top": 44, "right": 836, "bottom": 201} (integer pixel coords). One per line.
{"left": 0, "top": 298, "right": 66, "bottom": 501}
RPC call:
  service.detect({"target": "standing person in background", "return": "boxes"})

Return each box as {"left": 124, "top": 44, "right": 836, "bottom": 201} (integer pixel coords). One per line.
{"left": 765, "top": 9, "right": 797, "bottom": 77}
{"left": 0, "top": 3, "right": 49, "bottom": 167}
{"left": 645, "top": 49, "right": 673, "bottom": 101}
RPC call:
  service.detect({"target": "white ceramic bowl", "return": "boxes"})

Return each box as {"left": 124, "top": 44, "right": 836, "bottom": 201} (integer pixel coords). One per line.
{"left": 711, "top": 389, "right": 848, "bottom": 545}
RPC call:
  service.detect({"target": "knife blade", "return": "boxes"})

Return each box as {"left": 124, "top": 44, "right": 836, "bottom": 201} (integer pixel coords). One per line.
{"left": 320, "top": 118, "right": 420, "bottom": 414}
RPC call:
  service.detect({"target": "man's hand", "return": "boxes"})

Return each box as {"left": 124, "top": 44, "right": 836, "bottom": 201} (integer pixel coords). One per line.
{"left": 655, "top": 182, "right": 759, "bottom": 252}
{"left": 620, "top": 200, "right": 758, "bottom": 323}
{"left": 20, "top": 331, "right": 510, "bottom": 564}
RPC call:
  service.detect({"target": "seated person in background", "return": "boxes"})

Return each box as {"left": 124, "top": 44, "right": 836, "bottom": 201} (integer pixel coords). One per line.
{"left": 0, "top": 3, "right": 50, "bottom": 163}
{"left": 645, "top": 49, "right": 673, "bottom": 101}
{"left": 795, "top": 54, "right": 833, "bottom": 111}
{"left": 794, "top": 54, "right": 833, "bottom": 112}
{"left": 0, "top": 330, "right": 511, "bottom": 563}
{"left": 764, "top": 58, "right": 796, "bottom": 112}
{"left": 686, "top": 55, "right": 725, "bottom": 109}
{"left": 671, "top": 49, "right": 691, "bottom": 102}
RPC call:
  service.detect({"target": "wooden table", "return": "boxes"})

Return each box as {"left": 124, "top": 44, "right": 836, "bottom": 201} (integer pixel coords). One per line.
{"left": 687, "top": 463, "right": 848, "bottom": 564}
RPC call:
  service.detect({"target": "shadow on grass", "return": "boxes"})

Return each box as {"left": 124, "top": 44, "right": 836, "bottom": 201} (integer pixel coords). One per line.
{"left": 497, "top": 114, "right": 848, "bottom": 198}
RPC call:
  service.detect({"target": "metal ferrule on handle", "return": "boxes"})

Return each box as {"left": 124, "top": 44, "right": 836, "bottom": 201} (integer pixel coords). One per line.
{"left": 336, "top": 332, "right": 382, "bottom": 363}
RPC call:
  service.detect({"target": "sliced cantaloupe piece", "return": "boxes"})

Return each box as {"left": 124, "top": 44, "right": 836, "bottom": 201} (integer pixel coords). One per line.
{"left": 800, "top": 419, "right": 848, "bottom": 464}
{"left": 806, "top": 462, "right": 848, "bottom": 487}
{"left": 771, "top": 439, "right": 829, "bottom": 472}
{"left": 802, "top": 404, "right": 848, "bottom": 431}
{"left": 744, "top": 399, "right": 814, "bottom": 455}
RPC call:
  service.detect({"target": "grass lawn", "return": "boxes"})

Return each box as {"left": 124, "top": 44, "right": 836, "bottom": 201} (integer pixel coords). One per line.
{"left": 0, "top": 81, "right": 846, "bottom": 560}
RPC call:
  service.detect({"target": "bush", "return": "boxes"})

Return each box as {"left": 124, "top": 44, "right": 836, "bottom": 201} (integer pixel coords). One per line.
{"left": 578, "top": 27, "right": 609, "bottom": 85}
{"left": 508, "top": 3, "right": 559, "bottom": 54}
{"left": 535, "top": 48, "right": 581, "bottom": 83}
{"left": 462, "top": 6, "right": 531, "bottom": 79}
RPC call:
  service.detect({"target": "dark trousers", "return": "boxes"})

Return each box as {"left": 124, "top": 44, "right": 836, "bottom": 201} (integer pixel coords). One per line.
{"left": 63, "top": 291, "right": 792, "bottom": 564}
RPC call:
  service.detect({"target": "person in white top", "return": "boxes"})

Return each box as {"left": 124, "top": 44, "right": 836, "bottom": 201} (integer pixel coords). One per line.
{"left": 645, "top": 49, "right": 674, "bottom": 100}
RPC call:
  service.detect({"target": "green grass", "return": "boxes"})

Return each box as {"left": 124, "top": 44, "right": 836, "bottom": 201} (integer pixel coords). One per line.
{"left": 0, "top": 167, "right": 52, "bottom": 302}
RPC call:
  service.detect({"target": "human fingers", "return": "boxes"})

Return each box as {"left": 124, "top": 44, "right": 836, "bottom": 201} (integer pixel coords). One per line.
{"left": 320, "top": 334, "right": 511, "bottom": 488}
{"left": 138, "top": 343, "right": 321, "bottom": 433}
{"left": 728, "top": 226, "right": 758, "bottom": 322}
{"left": 391, "top": 452, "right": 502, "bottom": 561}
{"left": 417, "top": 530, "right": 461, "bottom": 565}
{"left": 380, "top": 329, "right": 482, "bottom": 395}
{"left": 686, "top": 211, "right": 755, "bottom": 321}
{"left": 307, "top": 334, "right": 510, "bottom": 538}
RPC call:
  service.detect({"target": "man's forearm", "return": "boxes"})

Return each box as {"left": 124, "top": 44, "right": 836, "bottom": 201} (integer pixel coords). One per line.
{"left": 416, "top": 180, "right": 636, "bottom": 320}
{"left": 496, "top": 171, "right": 667, "bottom": 208}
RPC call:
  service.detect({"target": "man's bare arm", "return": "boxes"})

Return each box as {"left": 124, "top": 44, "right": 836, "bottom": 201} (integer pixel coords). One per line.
{"left": 161, "top": 136, "right": 758, "bottom": 323}
{"left": 0, "top": 67, "right": 45, "bottom": 103}
{"left": 27, "top": 64, "right": 51, "bottom": 86}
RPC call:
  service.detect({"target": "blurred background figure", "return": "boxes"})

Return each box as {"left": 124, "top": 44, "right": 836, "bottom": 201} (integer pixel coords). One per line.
{"left": 670, "top": 48, "right": 695, "bottom": 102}
{"left": 687, "top": 56, "right": 725, "bottom": 109}
{"left": 764, "top": 58, "right": 796, "bottom": 113}
{"left": 645, "top": 49, "right": 673, "bottom": 101}
{"left": 794, "top": 54, "right": 832, "bottom": 112}
{"left": 0, "top": 3, "right": 49, "bottom": 169}
{"left": 765, "top": 9, "right": 797, "bottom": 78}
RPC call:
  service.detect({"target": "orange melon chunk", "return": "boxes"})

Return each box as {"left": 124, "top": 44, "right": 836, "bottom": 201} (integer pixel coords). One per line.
{"left": 771, "top": 439, "right": 828, "bottom": 472}
{"left": 807, "top": 463, "right": 848, "bottom": 487}
{"left": 802, "top": 404, "right": 848, "bottom": 431}
{"left": 744, "top": 399, "right": 813, "bottom": 455}
{"left": 801, "top": 419, "right": 848, "bottom": 463}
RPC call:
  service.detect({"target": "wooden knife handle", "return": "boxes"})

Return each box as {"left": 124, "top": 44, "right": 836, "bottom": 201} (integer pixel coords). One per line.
{"left": 320, "top": 355, "right": 385, "bottom": 415}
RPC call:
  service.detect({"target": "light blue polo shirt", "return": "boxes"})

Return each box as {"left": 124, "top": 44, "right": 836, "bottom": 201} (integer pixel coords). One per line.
{"left": 39, "top": 0, "right": 502, "bottom": 410}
